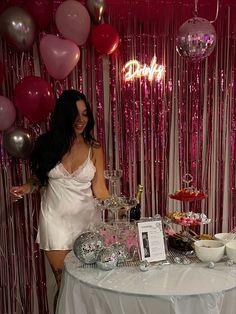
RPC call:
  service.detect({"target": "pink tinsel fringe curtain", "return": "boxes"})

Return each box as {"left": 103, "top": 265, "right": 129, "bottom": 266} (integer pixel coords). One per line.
{"left": 0, "top": 0, "right": 236, "bottom": 313}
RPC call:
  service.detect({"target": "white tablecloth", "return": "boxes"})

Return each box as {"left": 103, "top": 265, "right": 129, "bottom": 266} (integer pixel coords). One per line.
{"left": 56, "top": 251, "right": 236, "bottom": 314}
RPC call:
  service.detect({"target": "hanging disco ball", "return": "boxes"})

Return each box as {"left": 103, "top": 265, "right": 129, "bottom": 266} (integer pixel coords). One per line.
{"left": 73, "top": 231, "right": 104, "bottom": 264}
{"left": 176, "top": 17, "right": 216, "bottom": 62}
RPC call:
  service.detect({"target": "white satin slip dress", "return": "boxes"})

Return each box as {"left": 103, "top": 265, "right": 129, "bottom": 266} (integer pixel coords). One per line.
{"left": 36, "top": 147, "right": 100, "bottom": 250}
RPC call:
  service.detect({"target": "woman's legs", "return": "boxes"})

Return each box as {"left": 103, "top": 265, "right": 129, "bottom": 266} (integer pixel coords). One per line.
{"left": 45, "top": 250, "right": 70, "bottom": 286}
{"left": 44, "top": 250, "right": 71, "bottom": 313}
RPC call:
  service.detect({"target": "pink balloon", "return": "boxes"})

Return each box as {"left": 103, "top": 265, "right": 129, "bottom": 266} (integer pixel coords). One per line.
{"left": 0, "top": 95, "right": 16, "bottom": 131}
{"left": 15, "top": 76, "right": 55, "bottom": 123}
{"left": 40, "top": 34, "right": 80, "bottom": 80}
{"left": 55, "top": 0, "right": 91, "bottom": 46}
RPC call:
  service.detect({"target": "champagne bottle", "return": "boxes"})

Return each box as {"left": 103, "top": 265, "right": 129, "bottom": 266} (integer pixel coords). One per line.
{"left": 130, "top": 184, "right": 144, "bottom": 221}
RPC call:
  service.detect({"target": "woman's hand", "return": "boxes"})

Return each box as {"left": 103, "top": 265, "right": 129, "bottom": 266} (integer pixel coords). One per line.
{"left": 9, "top": 183, "right": 32, "bottom": 202}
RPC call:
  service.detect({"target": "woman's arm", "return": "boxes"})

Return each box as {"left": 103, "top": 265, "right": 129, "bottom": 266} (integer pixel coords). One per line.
{"left": 9, "top": 175, "right": 41, "bottom": 201}
{"left": 91, "top": 147, "right": 110, "bottom": 199}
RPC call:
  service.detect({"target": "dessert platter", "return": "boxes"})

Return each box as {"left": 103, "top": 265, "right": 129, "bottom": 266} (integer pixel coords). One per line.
{"left": 169, "top": 188, "right": 207, "bottom": 202}
{"left": 169, "top": 173, "right": 207, "bottom": 202}
{"left": 166, "top": 211, "right": 211, "bottom": 226}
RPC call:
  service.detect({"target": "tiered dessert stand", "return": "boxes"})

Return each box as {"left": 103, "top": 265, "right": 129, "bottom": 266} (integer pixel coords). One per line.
{"left": 167, "top": 174, "right": 210, "bottom": 251}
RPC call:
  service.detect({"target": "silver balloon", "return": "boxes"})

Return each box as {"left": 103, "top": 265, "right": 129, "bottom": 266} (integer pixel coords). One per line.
{"left": 176, "top": 17, "right": 216, "bottom": 62}
{"left": 86, "top": 0, "right": 106, "bottom": 24}
{"left": 111, "top": 243, "right": 130, "bottom": 263}
{"left": 0, "top": 6, "right": 36, "bottom": 51}
{"left": 3, "top": 126, "right": 34, "bottom": 159}
{"left": 73, "top": 231, "right": 104, "bottom": 264}
{"left": 97, "top": 247, "right": 118, "bottom": 271}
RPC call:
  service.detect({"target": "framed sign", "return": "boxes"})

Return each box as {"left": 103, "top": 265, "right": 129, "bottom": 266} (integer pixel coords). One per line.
{"left": 137, "top": 219, "right": 166, "bottom": 263}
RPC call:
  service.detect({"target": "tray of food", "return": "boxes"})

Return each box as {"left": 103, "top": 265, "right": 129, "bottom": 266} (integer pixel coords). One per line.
{"left": 166, "top": 211, "right": 211, "bottom": 226}
{"left": 169, "top": 188, "right": 207, "bottom": 202}
{"left": 167, "top": 229, "right": 214, "bottom": 252}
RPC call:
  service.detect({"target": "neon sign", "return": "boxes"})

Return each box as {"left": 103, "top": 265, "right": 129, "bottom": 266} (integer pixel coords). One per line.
{"left": 123, "top": 56, "right": 165, "bottom": 81}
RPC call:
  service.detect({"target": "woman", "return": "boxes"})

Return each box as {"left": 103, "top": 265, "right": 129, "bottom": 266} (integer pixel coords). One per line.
{"left": 10, "top": 90, "right": 109, "bottom": 288}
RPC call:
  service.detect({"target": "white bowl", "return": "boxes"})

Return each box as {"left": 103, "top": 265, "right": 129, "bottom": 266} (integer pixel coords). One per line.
{"left": 194, "top": 240, "right": 225, "bottom": 262}
{"left": 225, "top": 240, "right": 236, "bottom": 263}
{"left": 214, "top": 233, "right": 234, "bottom": 244}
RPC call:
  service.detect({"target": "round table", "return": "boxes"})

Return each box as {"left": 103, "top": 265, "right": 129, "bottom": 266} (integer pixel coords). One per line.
{"left": 56, "top": 251, "right": 236, "bottom": 314}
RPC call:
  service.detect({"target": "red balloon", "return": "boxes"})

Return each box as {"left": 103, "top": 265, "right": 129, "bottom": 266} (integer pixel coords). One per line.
{"left": 15, "top": 76, "right": 55, "bottom": 123}
{"left": 92, "top": 24, "right": 119, "bottom": 55}
{"left": 24, "top": 0, "right": 53, "bottom": 30}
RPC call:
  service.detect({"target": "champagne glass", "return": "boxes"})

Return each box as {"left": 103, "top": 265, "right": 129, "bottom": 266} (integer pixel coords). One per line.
{"left": 120, "top": 196, "right": 138, "bottom": 224}
{"left": 104, "top": 169, "right": 123, "bottom": 222}
{"left": 94, "top": 198, "right": 109, "bottom": 226}
{"left": 104, "top": 169, "right": 123, "bottom": 196}
{"left": 105, "top": 196, "right": 122, "bottom": 223}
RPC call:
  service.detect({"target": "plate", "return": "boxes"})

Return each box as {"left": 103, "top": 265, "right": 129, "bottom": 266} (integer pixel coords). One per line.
{"left": 169, "top": 190, "right": 207, "bottom": 202}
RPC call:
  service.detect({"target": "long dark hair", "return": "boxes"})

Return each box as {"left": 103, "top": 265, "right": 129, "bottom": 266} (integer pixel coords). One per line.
{"left": 30, "top": 90, "right": 96, "bottom": 186}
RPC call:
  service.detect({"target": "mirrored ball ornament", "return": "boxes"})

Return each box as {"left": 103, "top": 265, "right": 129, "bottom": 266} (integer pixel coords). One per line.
{"left": 73, "top": 231, "right": 104, "bottom": 264}
{"left": 111, "top": 243, "right": 130, "bottom": 263}
{"left": 97, "top": 247, "right": 118, "bottom": 271}
{"left": 225, "top": 259, "right": 234, "bottom": 266}
{"left": 139, "top": 259, "right": 150, "bottom": 272}
{"left": 176, "top": 17, "right": 216, "bottom": 62}
{"left": 207, "top": 261, "right": 215, "bottom": 269}
{"left": 182, "top": 258, "right": 191, "bottom": 265}
{"left": 174, "top": 257, "right": 182, "bottom": 264}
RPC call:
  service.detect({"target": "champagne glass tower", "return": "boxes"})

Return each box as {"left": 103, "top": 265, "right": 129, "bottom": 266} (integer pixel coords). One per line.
{"left": 104, "top": 169, "right": 123, "bottom": 222}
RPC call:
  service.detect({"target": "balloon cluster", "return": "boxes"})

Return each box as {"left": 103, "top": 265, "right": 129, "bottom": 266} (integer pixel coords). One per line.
{"left": 0, "top": 0, "right": 120, "bottom": 159}
{"left": 0, "top": 0, "right": 119, "bottom": 80}
{"left": 0, "top": 75, "right": 55, "bottom": 158}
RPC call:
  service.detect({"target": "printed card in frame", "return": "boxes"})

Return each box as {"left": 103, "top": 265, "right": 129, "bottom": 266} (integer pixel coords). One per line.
{"left": 137, "top": 219, "right": 166, "bottom": 263}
